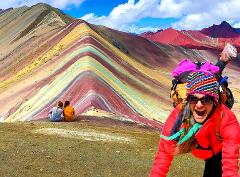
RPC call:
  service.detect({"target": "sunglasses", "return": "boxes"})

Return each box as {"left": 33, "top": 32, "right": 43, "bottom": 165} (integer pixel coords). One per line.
{"left": 187, "top": 95, "right": 214, "bottom": 105}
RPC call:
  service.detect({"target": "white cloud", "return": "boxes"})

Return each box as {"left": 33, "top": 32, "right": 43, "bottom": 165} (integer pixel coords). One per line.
{"left": 80, "top": 0, "right": 192, "bottom": 30}
{"left": 233, "top": 22, "right": 240, "bottom": 28}
{"left": 169, "top": 0, "right": 240, "bottom": 29}
{"left": 80, "top": 0, "right": 162, "bottom": 31}
{"left": 157, "top": 0, "right": 189, "bottom": 18}
{"left": 172, "top": 13, "right": 213, "bottom": 30}
{"left": 81, "top": 13, "right": 98, "bottom": 21}
{"left": 80, "top": 0, "right": 240, "bottom": 32}
{"left": 81, "top": 13, "right": 107, "bottom": 26}
{"left": 1, "top": 0, "right": 240, "bottom": 32}
{"left": 0, "top": 0, "right": 85, "bottom": 9}
{"left": 127, "top": 24, "right": 159, "bottom": 34}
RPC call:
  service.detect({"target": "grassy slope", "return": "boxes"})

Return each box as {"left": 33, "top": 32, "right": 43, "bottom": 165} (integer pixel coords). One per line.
{"left": 0, "top": 118, "right": 204, "bottom": 177}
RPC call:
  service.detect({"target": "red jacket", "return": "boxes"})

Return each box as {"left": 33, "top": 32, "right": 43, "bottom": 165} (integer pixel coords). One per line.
{"left": 150, "top": 104, "right": 240, "bottom": 177}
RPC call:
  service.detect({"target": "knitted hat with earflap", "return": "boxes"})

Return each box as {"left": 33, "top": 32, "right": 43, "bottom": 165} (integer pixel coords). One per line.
{"left": 161, "top": 71, "right": 220, "bottom": 146}
{"left": 186, "top": 71, "right": 219, "bottom": 102}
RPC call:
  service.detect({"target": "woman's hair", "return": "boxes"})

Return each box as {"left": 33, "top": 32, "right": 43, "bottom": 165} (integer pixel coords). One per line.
{"left": 173, "top": 101, "right": 197, "bottom": 154}
{"left": 64, "top": 101, "right": 70, "bottom": 108}
{"left": 172, "top": 99, "right": 216, "bottom": 154}
{"left": 160, "top": 101, "right": 198, "bottom": 155}
{"left": 58, "top": 101, "right": 63, "bottom": 108}
{"left": 175, "top": 71, "right": 219, "bottom": 154}
{"left": 161, "top": 71, "right": 219, "bottom": 154}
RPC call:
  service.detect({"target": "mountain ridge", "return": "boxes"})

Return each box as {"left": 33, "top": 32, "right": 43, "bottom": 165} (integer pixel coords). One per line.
{"left": 200, "top": 21, "right": 240, "bottom": 38}
{"left": 140, "top": 21, "right": 240, "bottom": 50}
{"left": 0, "top": 3, "right": 239, "bottom": 126}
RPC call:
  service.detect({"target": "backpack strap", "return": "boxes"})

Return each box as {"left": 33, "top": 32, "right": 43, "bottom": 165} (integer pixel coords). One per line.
{"left": 195, "top": 61, "right": 203, "bottom": 69}
{"left": 214, "top": 104, "right": 223, "bottom": 140}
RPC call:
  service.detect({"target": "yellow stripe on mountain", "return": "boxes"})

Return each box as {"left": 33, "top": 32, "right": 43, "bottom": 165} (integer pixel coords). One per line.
{"left": 0, "top": 23, "right": 90, "bottom": 89}
{"left": 5, "top": 56, "right": 168, "bottom": 122}
{"left": 77, "top": 23, "right": 171, "bottom": 85}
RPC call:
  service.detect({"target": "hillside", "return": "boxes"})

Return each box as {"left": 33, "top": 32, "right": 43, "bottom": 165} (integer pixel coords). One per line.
{"left": 0, "top": 120, "right": 204, "bottom": 177}
{"left": 0, "top": 3, "right": 239, "bottom": 128}
{"left": 200, "top": 21, "right": 239, "bottom": 38}
{"left": 141, "top": 21, "right": 240, "bottom": 50}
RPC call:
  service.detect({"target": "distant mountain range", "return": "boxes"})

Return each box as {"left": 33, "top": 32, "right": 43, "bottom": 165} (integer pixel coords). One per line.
{"left": 201, "top": 21, "right": 240, "bottom": 38}
{"left": 141, "top": 21, "right": 240, "bottom": 50}
{"left": 0, "top": 8, "right": 13, "bottom": 15}
{"left": 0, "top": 3, "right": 239, "bottom": 126}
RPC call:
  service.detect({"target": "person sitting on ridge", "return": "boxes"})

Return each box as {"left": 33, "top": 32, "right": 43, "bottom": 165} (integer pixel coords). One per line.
{"left": 63, "top": 100, "right": 75, "bottom": 122}
{"left": 48, "top": 101, "right": 64, "bottom": 122}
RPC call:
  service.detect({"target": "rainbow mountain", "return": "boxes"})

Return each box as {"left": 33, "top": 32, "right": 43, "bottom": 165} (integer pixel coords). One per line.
{"left": 0, "top": 3, "right": 239, "bottom": 127}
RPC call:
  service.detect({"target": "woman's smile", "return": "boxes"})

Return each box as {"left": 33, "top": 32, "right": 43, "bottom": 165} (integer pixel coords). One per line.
{"left": 189, "top": 93, "right": 214, "bottom": 123}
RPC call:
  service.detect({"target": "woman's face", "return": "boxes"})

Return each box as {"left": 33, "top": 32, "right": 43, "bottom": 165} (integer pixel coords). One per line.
{"left": 188, "top": 93, "right": 214, "bottom": 123}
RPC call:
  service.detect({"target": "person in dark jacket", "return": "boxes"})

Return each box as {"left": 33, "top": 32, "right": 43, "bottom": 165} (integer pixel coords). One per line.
{"left": 219, "top": 76, "right": 234, "bottom": 109}
{"left": 150, "top": 71, "right": 240, "bottom": 177}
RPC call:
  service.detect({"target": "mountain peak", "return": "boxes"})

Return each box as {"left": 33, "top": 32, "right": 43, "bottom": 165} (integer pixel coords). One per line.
{"left": 157, "top": 29, "right": 163, "bottom": 33}
{"left": 220, "top": 21, "right": 231, "bottom": 27}
{"left": 31, "top": 2, "right": 51, "bottom": 8}
{"left": 35, "top": 3, "right": 74, "bottom": 23}
{"left": 0, "top": 8, "right": 13, "bottom": 15}
{"left": 0, "top": 3, "right": 74, "bottom": 44}
{"left": 200, "top": 21, "right": 239, "bottom": 38}
{"left": 165, "top": 27, "right": 175, "bottom": 31}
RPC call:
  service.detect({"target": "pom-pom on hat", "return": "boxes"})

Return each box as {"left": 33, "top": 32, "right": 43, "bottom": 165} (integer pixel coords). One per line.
{"left": 186, "top": 71, "right": 219, "bottom": 102}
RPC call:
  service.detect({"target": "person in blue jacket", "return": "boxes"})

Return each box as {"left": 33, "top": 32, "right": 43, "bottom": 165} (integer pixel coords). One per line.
{"left": 48, "top": 101, "right": 64, "bottom": 122}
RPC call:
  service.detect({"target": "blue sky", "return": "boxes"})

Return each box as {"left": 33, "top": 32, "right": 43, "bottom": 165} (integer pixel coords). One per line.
{"left": 1, "top": 0, "right": 240, "bottom": 34}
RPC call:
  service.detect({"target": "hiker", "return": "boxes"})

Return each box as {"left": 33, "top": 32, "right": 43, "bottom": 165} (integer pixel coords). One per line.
{"left": 48, "top": 101, "right": 64, "bottom": 122}
{"left": 170, "top": 43, "right": 237, "bottom": 107}
{"left": 219, "top": 76, "right": 234, "bottom": 109}
{"left": 63, "top": 100, "right": 75, "bottom": 122}
{"left": 150, "top": 71, "right": 240, "bottom": 177}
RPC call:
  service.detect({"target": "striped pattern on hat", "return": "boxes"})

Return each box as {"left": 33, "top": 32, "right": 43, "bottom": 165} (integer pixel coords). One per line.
{"left": 186, "top": 71, "right": 219, "bottom": 102}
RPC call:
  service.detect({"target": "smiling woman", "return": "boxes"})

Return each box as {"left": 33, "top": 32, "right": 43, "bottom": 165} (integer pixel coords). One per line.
{"left": 188, "top": 94, "right": 215, "bottom": 123}
{"left": 150, "top": 71, "right": 240, "bottom": 177}
{"left": 186, "top": 71, "right": 219, "bottom": 124}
